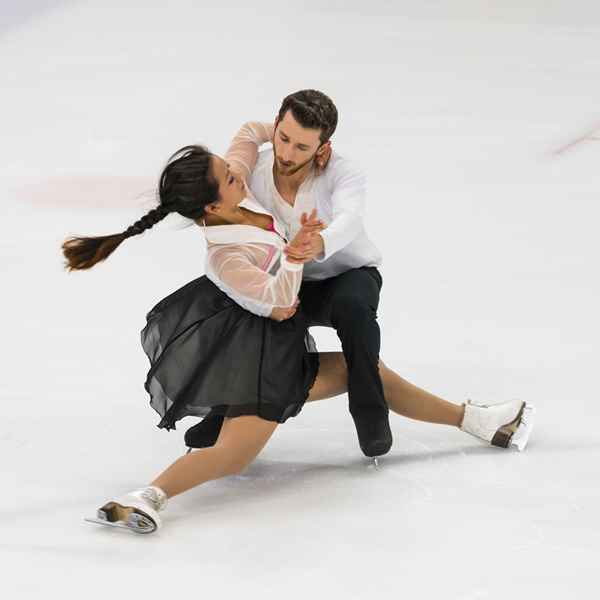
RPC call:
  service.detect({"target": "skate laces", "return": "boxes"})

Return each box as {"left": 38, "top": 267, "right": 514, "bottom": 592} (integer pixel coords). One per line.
{"left": 139, "top": 486, "right": 168, "bottom": 512}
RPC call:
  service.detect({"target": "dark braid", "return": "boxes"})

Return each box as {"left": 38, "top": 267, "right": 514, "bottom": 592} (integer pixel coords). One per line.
{"left": 124, "top": 204, "right": 171, "bottom": 239}
{"left": 61, "top": 144, "right": 219, "bottom": 271}
{"left": 62, "top": 204, "right": 173, "bottom": 271}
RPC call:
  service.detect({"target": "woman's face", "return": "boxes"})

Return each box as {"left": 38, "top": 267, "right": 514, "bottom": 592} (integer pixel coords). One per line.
{"left": 207, "top": 155, "right": 246, "bottom": 214}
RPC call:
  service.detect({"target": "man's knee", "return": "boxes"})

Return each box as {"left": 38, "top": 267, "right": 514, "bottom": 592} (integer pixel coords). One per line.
{"left": 331, "top": 295, "right": 377, "bottom": 328}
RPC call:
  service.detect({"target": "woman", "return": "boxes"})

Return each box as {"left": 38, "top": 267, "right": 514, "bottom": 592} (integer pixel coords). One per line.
{"left": 63, "top": 125, "right": 534, "bottom": 535}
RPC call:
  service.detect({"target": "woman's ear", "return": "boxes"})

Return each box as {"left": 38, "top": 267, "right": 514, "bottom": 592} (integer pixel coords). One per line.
{"left": 205, "top": 202, "right": 220, "bottom": 215}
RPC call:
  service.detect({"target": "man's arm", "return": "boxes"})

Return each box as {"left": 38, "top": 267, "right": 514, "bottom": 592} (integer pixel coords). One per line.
{"left": 223, "top": 121, "right": 275, "bottom": 179}
{"left": 314, "top": 158, "right": 366, "bottom": 262}
{"left": 284, "top": 158, "right": 366, "bottom": 263}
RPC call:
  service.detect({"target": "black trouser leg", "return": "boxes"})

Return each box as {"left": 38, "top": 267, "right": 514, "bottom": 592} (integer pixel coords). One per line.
{"left": 299, "top": 267, "right": 392, "bottom": 457}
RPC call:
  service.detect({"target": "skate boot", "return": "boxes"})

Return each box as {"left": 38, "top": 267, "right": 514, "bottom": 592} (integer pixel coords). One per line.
{"left": 460, "top": 398, "right": 535, "bottom": 451}
{"left": 184, "top": 410, "right": 225, "bottom": 454}
{"left": 84, "top": 485, "right": 168, "bottom": 534}
{"left": 353, "top": 413, "right": 393, "bottom": 459}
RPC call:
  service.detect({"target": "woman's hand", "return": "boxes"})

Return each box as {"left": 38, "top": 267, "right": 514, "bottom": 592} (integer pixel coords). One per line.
{"left": 269, "top": 298, "right": 300, "bottom": 322}
{"left": 285, "top": 209, "right": 327, "bottom": 264}
{"left": 314, "top": 141, "right": 332, "bottom": 174}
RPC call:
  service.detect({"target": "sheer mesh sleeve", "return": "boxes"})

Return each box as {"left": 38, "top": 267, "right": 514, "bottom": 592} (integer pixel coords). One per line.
{"left": 208, "top": 244, "right": 303, "bottom": 307}
{"left": 223, "top": 121, "right": 275, "bottom": 179}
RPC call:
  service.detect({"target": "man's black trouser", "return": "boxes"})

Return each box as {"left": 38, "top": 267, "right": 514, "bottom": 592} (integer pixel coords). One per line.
{"left": 298, "top": 266, "right": 388, "bottom": 425}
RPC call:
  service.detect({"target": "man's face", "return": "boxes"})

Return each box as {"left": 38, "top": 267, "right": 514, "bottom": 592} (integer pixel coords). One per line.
{"left": 272, "top": 110, "right": 324, "bottom": 176}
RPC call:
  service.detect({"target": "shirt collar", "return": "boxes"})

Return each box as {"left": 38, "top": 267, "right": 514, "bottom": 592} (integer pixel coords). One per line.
{"left": 200, "top": 195, "right": 288, "bottom": 246}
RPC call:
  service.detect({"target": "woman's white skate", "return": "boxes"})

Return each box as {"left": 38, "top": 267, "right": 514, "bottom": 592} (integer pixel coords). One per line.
{"left": 460, "top": 398, "right": 536, "bottom": 451}
{"left": 84, "top": 486, "right": 167, "bottom": 534}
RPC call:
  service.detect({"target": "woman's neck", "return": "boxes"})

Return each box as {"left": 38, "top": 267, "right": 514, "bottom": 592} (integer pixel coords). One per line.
{"left": 200, "top": 208, "right": 269, "bottom": 230}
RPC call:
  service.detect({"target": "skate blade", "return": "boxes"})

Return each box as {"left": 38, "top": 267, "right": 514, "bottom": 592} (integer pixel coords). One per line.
{"left": 509, "top": 404, "right": 536, "bottom": 452}
{"left": 84, "top": 502, "right": 157, "bottom": 534}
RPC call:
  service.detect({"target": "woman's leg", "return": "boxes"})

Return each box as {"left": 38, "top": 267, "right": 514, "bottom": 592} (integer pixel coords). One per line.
{"left": 378, "top": 359, "right": 465, "bottom": 426}
{"left": 307, "top": 352, "right": 464, "bottom": 427}
{"left": 149, "top": 415, "right": 278, "bottom": 499}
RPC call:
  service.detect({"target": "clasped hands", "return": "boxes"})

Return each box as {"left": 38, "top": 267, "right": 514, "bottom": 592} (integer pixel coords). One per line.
{"left": 269, "top": 208, "right": 326, "bottom": 322}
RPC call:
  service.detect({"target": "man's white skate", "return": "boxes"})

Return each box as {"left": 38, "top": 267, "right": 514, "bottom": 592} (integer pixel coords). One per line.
{"left": 84, "top": 486, "right": 167, "bottom": 534}
{"left": 460, "top": 398, "right": 535, "bottom": 451}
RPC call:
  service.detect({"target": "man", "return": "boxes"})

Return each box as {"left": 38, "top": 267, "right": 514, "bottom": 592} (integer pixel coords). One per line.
{"left": 186, "top": 89, "right": 392, "bottom": 458}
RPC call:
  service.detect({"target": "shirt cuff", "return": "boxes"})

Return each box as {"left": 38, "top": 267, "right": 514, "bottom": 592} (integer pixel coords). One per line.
{"left": 281, "top": 255, "right": 304, "bottom": 271}
{"left": 312, "top": 232, "right": 328, "bottom": 263}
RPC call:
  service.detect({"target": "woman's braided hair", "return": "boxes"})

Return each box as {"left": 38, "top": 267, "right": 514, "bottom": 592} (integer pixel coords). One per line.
{"left": 62, "top": 144, "right": 218, "bottom": 271}
{"left": 123, "top": 204, "right": 171, "bottom": 238}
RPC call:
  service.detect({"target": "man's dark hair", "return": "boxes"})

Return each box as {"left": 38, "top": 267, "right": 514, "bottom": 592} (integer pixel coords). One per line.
{"left": 277, "top": 89, "right": 338, "bottom": 145}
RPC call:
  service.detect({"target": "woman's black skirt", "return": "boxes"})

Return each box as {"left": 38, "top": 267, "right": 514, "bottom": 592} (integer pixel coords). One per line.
{"left": 140, "top": 275, "right": 320, "bottom": 431}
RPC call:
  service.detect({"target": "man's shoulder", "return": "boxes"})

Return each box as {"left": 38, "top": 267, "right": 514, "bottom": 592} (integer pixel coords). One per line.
{"left": 322, "top": 150, "right": 365, "bottom": 181}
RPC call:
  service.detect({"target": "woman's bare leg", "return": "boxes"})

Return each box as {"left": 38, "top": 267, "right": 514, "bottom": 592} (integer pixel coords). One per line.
{"left": 378, "top": 359, "right": 465, "bottom": 426}
{"left": 307, "top": 352, "right": 464, "bottom": 427}
{"left": 147, "top": 352, "right": 463, "bottom": 500}
{"left": 149, "top": 415, "right": 278, "bottom": 499}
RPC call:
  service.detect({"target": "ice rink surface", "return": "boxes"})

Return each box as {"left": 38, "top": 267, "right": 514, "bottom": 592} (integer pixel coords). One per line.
{"left": 2, "top": 1, "right": 599, "bottom": 598}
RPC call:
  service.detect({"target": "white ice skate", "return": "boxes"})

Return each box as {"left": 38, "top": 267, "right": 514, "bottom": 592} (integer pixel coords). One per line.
{"left": 84, "top": 485, "right": 168, "bottom": 534}
{"left": 460, "top": 398, "right": 535, "bottom": 451}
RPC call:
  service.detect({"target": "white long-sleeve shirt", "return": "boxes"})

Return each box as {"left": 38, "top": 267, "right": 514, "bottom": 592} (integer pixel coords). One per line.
{"left": 228, "top": 121, "right": 383, "bottom": 281}
{"left": 198, "top": 121, "right": 383, "bottom": 318}
{"left": 200, "top": 194, "right": 303, "bottom": 318}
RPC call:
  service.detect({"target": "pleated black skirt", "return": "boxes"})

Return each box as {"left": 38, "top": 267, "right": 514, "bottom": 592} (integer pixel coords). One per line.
{"left": 140, "top": 275, "right": 320, "bottom": 431}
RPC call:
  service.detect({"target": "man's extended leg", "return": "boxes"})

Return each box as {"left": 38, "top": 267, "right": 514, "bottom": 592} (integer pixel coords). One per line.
{"left": 298, "top": 266, "right": 392, "bottom": 457}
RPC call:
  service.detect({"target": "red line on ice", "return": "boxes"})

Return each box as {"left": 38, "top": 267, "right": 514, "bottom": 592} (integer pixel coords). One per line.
{"left": 553, "top": 122, "right": 600, "bottom": 155}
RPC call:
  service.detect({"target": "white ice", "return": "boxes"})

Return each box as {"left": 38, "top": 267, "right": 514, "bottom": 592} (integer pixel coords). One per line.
{"left": 1, "top": 1, "right": 599, "bottom": 598}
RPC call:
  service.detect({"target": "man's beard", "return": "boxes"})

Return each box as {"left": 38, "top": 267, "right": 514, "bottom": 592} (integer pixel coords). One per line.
{"left": 274, "top": 151, "right": 316, "bottom": 177}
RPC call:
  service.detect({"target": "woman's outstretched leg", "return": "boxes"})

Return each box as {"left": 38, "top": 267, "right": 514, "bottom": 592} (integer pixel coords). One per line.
{"left": 308, "top": 352, "right": 533, "bottom": 451}
{"left": 307, "top": 352, "right": 464, "bottom": 427}
{"left": 150, "top": 415, "right": 278, "bottom": 499}
{"left": 85, "top": 415, "right": 278, "bottom": 534}
{"left": 377, "top": 359, "right": 464, "bottom": 427}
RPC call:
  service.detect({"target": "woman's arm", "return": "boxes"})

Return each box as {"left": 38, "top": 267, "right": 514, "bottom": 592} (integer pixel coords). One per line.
{"left": 209, "top": 246, "right": 303, "bottom": 308}
{"left": 207, "top": 210, "right": 323, "bottom": 314}
{"left": 223, "top": 121, "right": 274, "bottom": 180}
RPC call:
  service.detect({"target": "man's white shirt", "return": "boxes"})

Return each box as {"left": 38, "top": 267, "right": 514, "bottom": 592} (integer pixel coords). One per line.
{"left": 248, "top": 147, "right": 383, "bottom": 281}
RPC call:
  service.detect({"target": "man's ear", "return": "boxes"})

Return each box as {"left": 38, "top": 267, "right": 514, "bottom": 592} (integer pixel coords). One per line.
{"left": 274, "top": 116, "right": 279, "bottom": 131}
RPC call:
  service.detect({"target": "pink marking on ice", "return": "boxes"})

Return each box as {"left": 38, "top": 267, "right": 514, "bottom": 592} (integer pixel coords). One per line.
{"left": 11, "top": 175, "right": 156, "bottom": 208}
{"left": 552, "top": 121, "right": 600, "bottom": 156}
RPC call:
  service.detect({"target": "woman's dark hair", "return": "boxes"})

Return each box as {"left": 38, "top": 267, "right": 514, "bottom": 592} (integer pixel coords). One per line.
{"left": 62, "top": 144, "right": 219, "bottom": 271}
{"left": 277, "top": 89, "right": 338, "bottom": 144}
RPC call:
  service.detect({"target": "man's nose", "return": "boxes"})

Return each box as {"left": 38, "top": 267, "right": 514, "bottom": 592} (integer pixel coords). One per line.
{"left": 280, "top": 148, "right": 294, "bottom": 162}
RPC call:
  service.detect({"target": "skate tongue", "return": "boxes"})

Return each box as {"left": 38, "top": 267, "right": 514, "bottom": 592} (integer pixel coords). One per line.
{"left": 133, "top": 486, "right": 168, "bottom": 512}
